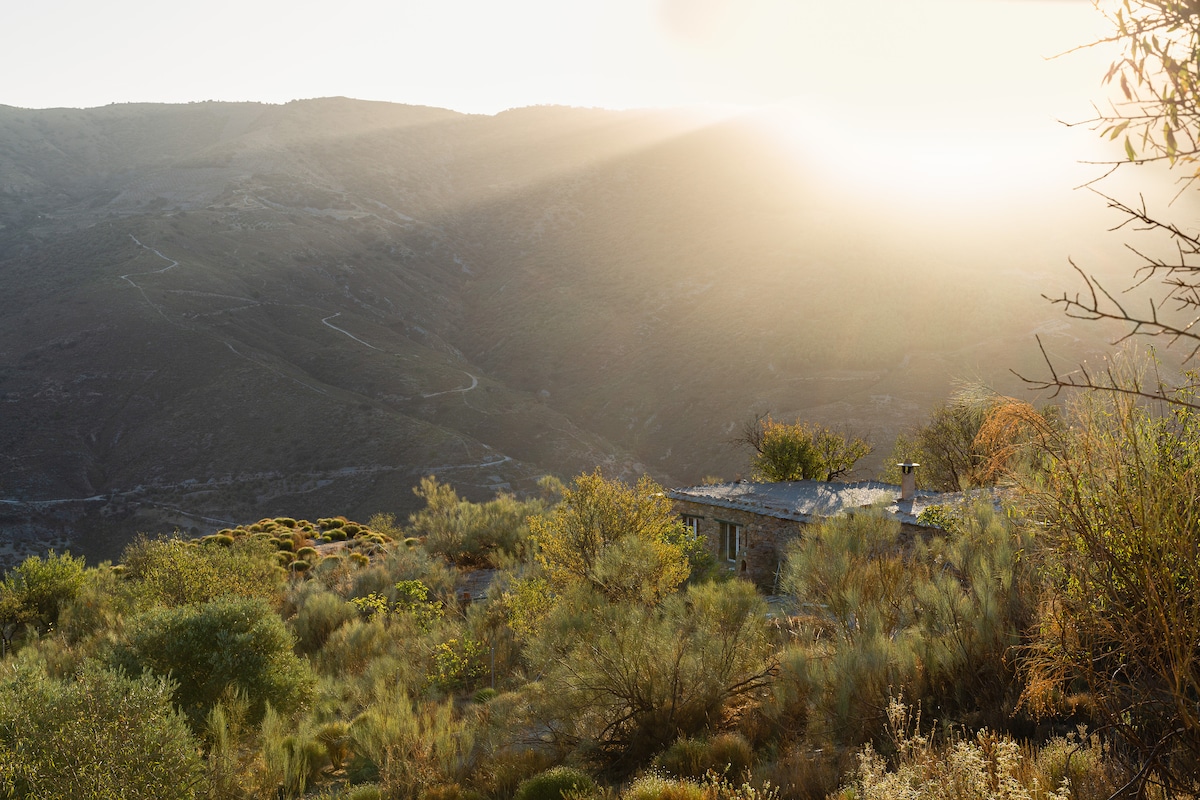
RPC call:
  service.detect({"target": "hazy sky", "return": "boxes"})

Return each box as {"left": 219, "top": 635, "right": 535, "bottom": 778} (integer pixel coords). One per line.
{"left": 9, "top": 0, "right": 1105, "bottom": 116}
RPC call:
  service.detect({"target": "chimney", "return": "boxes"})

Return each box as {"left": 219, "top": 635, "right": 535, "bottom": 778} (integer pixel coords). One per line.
{"left": 897, "top": 462, "right": 919, "bottom": 502}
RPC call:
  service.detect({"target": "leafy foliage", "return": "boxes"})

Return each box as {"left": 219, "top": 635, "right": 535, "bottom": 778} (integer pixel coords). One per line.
{"left": 121, "top": 534, "right": 282, "bottom": 608}
{"left": 780, "top": 503, "right": 1034, "bottom": 745}
{"left": 1023, "top": 385, "right": 1200, "bottom": 795}
{"left": 408, "top": 476, "right": 547, "bottom": 567}
{"left": 114, "top": 595, "right": 315, "bottom": 726}
{"left": 739, "top": 415, "right": 870, "bottom": 483}
{"left": 526, "top": 579, "right": 773, "bottom": 763}
{"left": 0, "top": 550, "right": 86, "bottom": 632}
{"left": 0, "top": 661, "right": 204, "bottom": 800}
{"left": 529, "top": 470, "right": 691, "bottom": 604}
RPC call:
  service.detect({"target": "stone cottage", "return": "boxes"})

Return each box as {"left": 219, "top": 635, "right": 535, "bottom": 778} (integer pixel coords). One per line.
{"left": 668, "top": 473, "right": 952, "bottom": 589}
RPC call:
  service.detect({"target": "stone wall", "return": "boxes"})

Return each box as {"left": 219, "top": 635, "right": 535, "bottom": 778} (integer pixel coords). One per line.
{"left": 673, "top": 499, "right": 933, "bottom": 590}
{"left": 673, "top": 498, "right": 808, "bottom": 589}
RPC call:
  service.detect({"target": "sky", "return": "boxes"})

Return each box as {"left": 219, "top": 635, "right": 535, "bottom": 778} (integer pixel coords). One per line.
{"left": 9, "top": 0, "right": 1106, "bottom": 116}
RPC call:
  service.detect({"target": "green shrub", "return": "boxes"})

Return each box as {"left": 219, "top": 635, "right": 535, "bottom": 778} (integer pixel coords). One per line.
{"left": 0, "top": 661, "right": 204, "bottom": 800}
{"left": 275, "top": 517, "right": 298, "bottom": 528}
{"left": 291, "top": 559, "right": 312, "bottom": 573}
{"left": 657, "top": 734, "right": 753, "bottom": 780}
{"left": 122, "top": 535, "right": 282, "bottom": 608}
{"left": 479, "top": 748, "right": 557, "bottom": 800}
{"left": 343, "top": 523, "right": 363, "bottom": 536}
{"left": 114, "top": 595, "right": 315, "bottom": 726}
{"left": 292, "top": 590, "right": 358, "bottom": 654}
{"left": 514, "top": 767, "right": 596, "bottom": 800}
{"left": 432, "top": 637, "right": 486, "bottom": 693}
{"left": 1, "top": 550, "right": 87, "bottom": 630}
{"left": 297, "top": 546, "right": 320, "bottom": 561}
{"left": 706, "top": 733, "right": 753, "bottom": 778}
{"left": 657, "top": 738, "right": 710, "bottom": 779}
{"left": 316, "top": 720, "right": 352, "bottom": 770}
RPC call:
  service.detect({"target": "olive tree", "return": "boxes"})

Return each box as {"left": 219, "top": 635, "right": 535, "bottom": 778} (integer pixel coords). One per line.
{"left": 114, "top": 595, "right": 315, "bottom": 727}
{"left": 738, "top": 414, "right": 870, "bottom": 482}
{"left": 0, "top": 661, "right": 205, "bottom": 799}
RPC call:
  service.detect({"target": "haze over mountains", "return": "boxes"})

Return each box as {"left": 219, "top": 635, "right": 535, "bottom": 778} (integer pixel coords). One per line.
{"left": 0, "top": 98, "right": 1121, "bottom": 566}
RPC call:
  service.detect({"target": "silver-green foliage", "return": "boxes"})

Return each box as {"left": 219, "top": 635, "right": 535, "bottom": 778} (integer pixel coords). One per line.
{"left": 781, "top": 503, "right": 1033, "bottom": 744}
{"left": 527, "top": 579, "right": 773, "bottom": 759}
{"left": 0, "top": 661, "right": 204, "bottom": 800}
{"left": 115, "top": 595, "right": 315, "bottom": 726}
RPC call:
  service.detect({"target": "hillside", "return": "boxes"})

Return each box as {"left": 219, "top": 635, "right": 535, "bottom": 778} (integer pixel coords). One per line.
{"left": 0, "top": 98, "right": 1120, "bottom": 566}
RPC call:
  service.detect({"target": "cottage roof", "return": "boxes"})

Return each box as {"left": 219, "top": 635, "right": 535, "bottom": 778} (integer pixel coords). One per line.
{"left": 667, "top": 480, "right": 951, "bottom": 526}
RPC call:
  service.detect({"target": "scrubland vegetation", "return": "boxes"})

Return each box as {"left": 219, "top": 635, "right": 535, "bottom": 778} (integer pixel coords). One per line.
{"left": 1, "top": 371, "right": 1196, "bottom": 800}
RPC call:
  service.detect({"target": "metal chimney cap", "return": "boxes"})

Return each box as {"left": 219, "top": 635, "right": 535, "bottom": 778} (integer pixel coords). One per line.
{"left": 897, "top": 462, "right": 920, "bottom": 474}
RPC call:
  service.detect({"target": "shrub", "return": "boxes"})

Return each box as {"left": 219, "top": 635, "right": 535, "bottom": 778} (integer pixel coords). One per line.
{"left": 297, "top": 546, "right": 320, "bottom": 561}
{"left": 624, "top": 774, "right": 705, "bottom": 800}
{"left": 122, "top": 535, "right": 282, "bottom": 608}
{"left": 657, "top": 734, "right": 753, "bottom": 781}
{"left": 0, "top": 661, "right": 204, "bottom": 800}
{"left": 350, "top": 681, "right": 475, "bottom": 800}
{"left": 292, "top": 559, "right": 312, "bottom": 573}
{"left": 514, "top": 767, "right": 596, "bottom": 800}
{"left": 275, "top": 517, "right": 298, "bottom": 528}
{"left": 657, "top": 738, "right": 709, "bottom": 779}
{"left": 528, "top": 580, "right": 772, "bottom": 762}
{"left": 1, "top": 550, "right": 87, "bottom": 630}
{"left": 114, "top": 595, "right": 315, "bottom": 726}
{"left": 706, "top": 733, "right": 754, "bottom": 778}
{"left": 292, "top": 590, "right": 358, "bottom": 654}
{"left": 431, "top": 637, "right": 487, "bottom": 693}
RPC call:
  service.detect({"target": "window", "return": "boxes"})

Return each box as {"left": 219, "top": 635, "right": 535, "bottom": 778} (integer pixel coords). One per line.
{"left": 681, "top": 515, "right": 701, "bottom": 539}
{"left": 719, "top": 521, "right": 742, "bottom": 562}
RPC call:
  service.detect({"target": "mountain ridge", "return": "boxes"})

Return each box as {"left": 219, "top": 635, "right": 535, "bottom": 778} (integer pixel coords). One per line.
{"left": 0, "top": 98, "right": 1119, "bottom": 567}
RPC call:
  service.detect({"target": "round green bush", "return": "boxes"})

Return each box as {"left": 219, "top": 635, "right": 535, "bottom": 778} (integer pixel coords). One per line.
{"left": 296, "top": 546, "right": 319, "bottom": 561}
{"left": 342, "top": 523, "right": 362, "bottom": 536}
{"left": 514, "top": 766, "right": 595, "bottom": 800}
{"left": 473, "top": 687, "right": 498, "bottom": 704}
{"left": 274, "top": 517, "right": 298, "bottom": 529}
{"left": 291, "top": 560, "right": 311, "bottom": 573}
